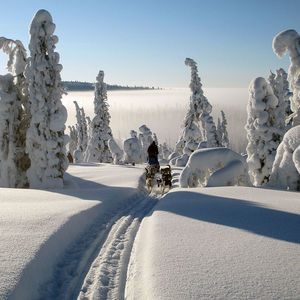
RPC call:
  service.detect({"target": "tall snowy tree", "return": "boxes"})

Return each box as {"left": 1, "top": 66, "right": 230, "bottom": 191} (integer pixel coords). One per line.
{"left": 268, "top": 70, "right": 288, "bottom": 139}
{"left": 0, "top": 38, "right": 30, "bottom": 187}
{"left": 68, "top": 125, "right": 78, "bottom": 157}
{"left": 273, "top": 29, "right": 300, "bottom": 125}
{"left": 176, "top": 58, "right": 218, "bottom": 155}
{"left": 85, "top": 71, "right": 113, "bottom": 163}
{"left": 246, "top": 77, "right": 280, "bottom": 186}
{"left": 25, "top": 9, "right": 68, "bottom": 188}
{"left": 220, "top": 110, "right": 229, "bottom": 147}
{"left": 138, "top": 124, "right": 153, "bottom": 162}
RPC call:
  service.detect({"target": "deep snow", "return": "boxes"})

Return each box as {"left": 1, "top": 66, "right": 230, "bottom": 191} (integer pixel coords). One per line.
{"left": 1, "top": 164, "right": 300, "bottom": 299}
{"left": 126, "top": 186, "right": 300, "bottom": 300}
{"left": 0, "top": 164, "right": 148, "bottom": 300}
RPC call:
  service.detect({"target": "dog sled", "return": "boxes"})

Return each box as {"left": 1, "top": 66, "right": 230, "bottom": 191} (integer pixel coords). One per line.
{"left": 145, "top": 164, "right": 172, "bottom": 193}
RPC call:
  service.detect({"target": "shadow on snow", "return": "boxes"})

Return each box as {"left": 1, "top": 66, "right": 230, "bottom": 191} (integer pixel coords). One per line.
{"left": 156, "top": 190, "right": 300, "bottom": 244}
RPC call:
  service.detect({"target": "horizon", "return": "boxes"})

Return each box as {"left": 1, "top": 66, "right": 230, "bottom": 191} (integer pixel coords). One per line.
{"left": 0, "top": 0, "right": 299, "bottom": 88}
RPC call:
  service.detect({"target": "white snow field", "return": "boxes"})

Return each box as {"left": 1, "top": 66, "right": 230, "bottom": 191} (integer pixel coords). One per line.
{"left": 1, "top": 164, "right": 300, "bottom": 299}
{"left": 126, "top": 186, "right": 300, "bottom": 300}
{"left": 0, "top": 164, "right": 156, "bottom": 300}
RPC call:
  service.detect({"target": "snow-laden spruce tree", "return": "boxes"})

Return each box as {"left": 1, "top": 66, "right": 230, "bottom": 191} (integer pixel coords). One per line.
{"left": 25, "top": 9, "right": 68, "bottom": 188}
{"left": 268, "top": 70, "right": 288, "bottom": 139}
{"left": 269, "top": 125, "right": 300, "bottom": 190}
{"left": 161, "top": 142, "right": 172, "bottom": 160}
{"left": 276, "top": 68, "right": 293, "bottom": 121}
{"left": 85, "top": 71, "right": 113, "bottom": 163}
{"left": 73, "top": 101, "right": 89, "bottom": 162}
{"left": 0, "top": 38, "right": 30, "bottom": 188}
{"left": 68, "top": 125, "right": 78, "bottom": 157}
{"left": 138, "top": 124, "right": 153, "bottom": 162}
{"left": 273, "top": 30, "right": 300, "bottom": 125}
{"left": 177, "top": 58, "right": 218, "bottom": 154}
{"left": 217, "top": 110, "right": 229, "bottom": 147}
{"left": 246, "top": 77, "right": 280, "bottom": 186}
{"left": 108, "top": 138, "right": 123, "bottom": 164}
{"left": 123, "top": 130, "right": 143, "bottom": 165}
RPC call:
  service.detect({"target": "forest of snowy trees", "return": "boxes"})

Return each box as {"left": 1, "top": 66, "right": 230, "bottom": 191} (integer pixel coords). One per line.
{"left": 0, "top": 9, "right": 299, "bottom": 190}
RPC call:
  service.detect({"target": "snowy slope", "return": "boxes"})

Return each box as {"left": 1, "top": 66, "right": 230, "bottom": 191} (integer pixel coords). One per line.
{"left": 0, "top": 163, "right": 146, "bottom": 300}
{"left": 1, "top": 164, "right": 300, "bottom": 300}
{"left": 126, "top": 186, "right": 300, "bottom": 300}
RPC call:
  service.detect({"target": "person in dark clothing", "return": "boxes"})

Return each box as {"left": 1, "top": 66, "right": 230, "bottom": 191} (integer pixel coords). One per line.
{"left": 147, "top": 141, "right": 159, "bottom": 166}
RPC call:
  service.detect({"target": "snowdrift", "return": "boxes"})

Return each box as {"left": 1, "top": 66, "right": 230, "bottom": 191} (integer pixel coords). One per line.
{"left": 126, "top": 186, "right": 300, "bottom": 300}
{"left": 180, "top": 147, "right": 250, "bottom": 188}
{"left": 0, "top": 164, "right": 144, "bottom": 300}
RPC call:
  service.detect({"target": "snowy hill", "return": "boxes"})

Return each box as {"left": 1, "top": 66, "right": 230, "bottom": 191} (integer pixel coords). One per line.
{"left": 126, "top": 186, "right": 300, "bottom": 299}
{"left": 1, "top": 164, "right": 300, "bottom": 299}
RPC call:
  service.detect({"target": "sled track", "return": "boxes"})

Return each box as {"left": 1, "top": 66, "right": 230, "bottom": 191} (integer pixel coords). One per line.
{"left": 39, "top": 193, "right": 157, "bottom": 300}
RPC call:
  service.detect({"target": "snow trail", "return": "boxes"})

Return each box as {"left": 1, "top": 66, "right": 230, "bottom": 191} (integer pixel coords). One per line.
{"left": 38, "top": 190, "right": 157, "bottom": 300}
{"left": 78, "top": 196, "right": 156, "bottom": 300}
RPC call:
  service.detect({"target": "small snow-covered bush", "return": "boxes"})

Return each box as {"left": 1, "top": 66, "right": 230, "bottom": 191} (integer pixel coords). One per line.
{"left": 123, "top": 131, "right": 143, "bottom": 165}
{"left": 180, "top": 147, "right": 250, "bottom": 188}
{"left": 108, "top": 138, "right": 123, "bottom": 164}
{"left": 269, "top": 125, "right": 300, "bottom": 190}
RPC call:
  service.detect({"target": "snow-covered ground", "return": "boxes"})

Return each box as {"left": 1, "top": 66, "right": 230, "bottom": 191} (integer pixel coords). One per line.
{"left": 0, "top": 164, "right": 155, "bottom": 300}
{"left": 126, "top": 186, "right": 300, "bottom": 300}
{"left": 1, "top": 164, "right": 300, "bottom": 299}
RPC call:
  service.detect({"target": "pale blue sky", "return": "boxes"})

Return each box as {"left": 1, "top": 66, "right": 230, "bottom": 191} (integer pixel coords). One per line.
{"left": 0, "top": 0, "right": 299, "bottom": 87}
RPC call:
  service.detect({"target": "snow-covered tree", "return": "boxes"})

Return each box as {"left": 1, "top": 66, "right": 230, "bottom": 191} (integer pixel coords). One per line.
{"left": 268, "top": 70, "right": 288, "bottom": 138}
{"left": 108, "top": 138, "right": 123, "bottom": 164}
{"left": 138, "top": 124, "right": 153, "bottom": 162}
{"left": 68, "top": 125, "right": 78, "bottom": 157}
{"left": 0, "top": 38, "right": 30, "bottom": 188}
{"left": 85, "top": 71, "right": 113, "bottom": 163}
{"left": 123, "top": 130, "right": 143, "bottom": 165}
{"left": 152, "top": 132, "right": 158, "bottom": 145}
{"left": 218, "top": 110, "right": 229, "bottom": 147}
{"left": 269, "top": 125, "right": 300, "bottom": 190}
{"left": 73, "top": 101, "right": 88, "bottom": 161}
{"left": 273, "top": 29, "right": 300, "bottom": 125}
{"left": 25, "top": 9, "right": 68, "bottom": 188}
{"left": 246, "top": 77, "right": 281, "bottom": 186}
{"left": 176, "top": 58, "right": 218, "bottom": 156}
{"left": 276, "top": 68, "right": 293, "bottom": 121}
{"left": 161, "top": 142, "right": 172, "bottom": 160}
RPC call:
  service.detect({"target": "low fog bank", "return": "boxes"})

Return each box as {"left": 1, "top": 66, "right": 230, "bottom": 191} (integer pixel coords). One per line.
{"left": 62, "top": 88, "right": 248, "bottom": 153}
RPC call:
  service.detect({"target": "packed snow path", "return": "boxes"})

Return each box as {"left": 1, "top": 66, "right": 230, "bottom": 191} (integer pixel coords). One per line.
{"left": 77, "top": 195, "right": 157, "bottom": 299}
{"left": 36, "top": 164, "right": 158, "bottom": 300}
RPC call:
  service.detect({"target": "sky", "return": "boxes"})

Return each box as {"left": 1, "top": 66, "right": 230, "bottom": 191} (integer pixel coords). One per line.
{"left": 0, "top": 0, "right": 299, "bottom": 87}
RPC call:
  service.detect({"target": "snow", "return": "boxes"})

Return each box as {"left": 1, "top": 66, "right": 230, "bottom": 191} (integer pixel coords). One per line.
{"left": 25, "top": 9, "right": 69, "bottom": 188}
{"left": 126, "top": 186, "right": 300, "bottom": 300}
{"left": 246, "top": 77, "right": 281, "bottom": 186}
{"left": 180, "top": 147, "right": 250, "bottom": 188}
{"left": 123, "top": 132, "right": 143, "bottom": 165}
{"left": 0, "top": 163, "right": 145, "bottom": 299}
{"left": 273, "top": 29, "right": 300, "bottom": 125}
{"left": 269, "top": 125, "right": 300, "bottom": 190}
{"left": 1, "top": 164, "right": 300, "bottom": 299}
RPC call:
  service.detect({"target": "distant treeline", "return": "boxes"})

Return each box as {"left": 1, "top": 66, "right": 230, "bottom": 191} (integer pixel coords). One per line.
{"left": 63, "top": 81, "right": 159, "bottom": 91}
